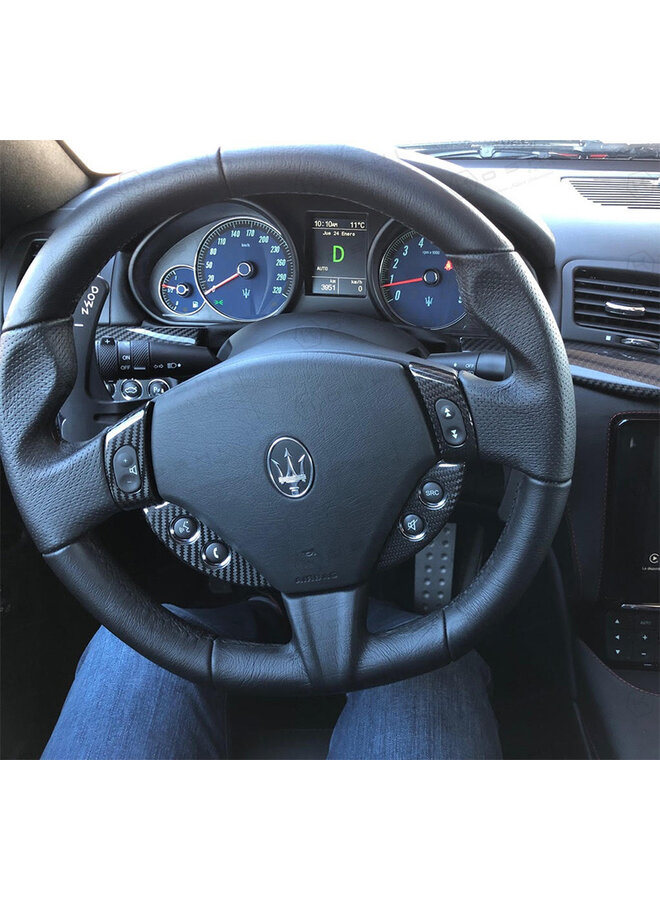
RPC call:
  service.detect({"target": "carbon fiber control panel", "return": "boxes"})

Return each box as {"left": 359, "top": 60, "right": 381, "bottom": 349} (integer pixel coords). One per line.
{"left": 104, "top": 362, "right": 472, "bottom": 589}
{"left": 144, "top": 502, "right": 270, "bottom": 587}
{"left": 141, "top": 460, "right": 464, "bottom": 587}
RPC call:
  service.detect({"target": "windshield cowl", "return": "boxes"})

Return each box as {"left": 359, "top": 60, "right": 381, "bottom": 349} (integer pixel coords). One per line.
{"left": 403, "top": 140, "right": 660, "bottom": 161}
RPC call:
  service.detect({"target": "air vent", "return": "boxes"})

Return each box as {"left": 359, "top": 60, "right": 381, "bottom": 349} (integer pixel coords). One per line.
{"left": 567, "top": 177, "right": 660, "bottom": 209}
{"left": 573, "top": 267, "right": 660, "bottom": 340}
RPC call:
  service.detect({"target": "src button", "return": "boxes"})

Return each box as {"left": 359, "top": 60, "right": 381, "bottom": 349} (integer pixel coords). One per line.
{"left": 435, "top": 399, "right": 466, "bottom": 447}
{"left": 112, "top": 445, "right": 141, "bottom": 494}
{"left": 420, "top": 481, "right": 445, "bottom": 507}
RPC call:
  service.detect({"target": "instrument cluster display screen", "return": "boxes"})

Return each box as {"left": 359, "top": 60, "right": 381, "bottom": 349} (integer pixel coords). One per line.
{"left": 310, "top": 213, "right": 368, "bottom": 297}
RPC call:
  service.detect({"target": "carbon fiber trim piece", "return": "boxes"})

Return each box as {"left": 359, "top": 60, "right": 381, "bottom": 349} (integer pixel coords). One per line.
{"left": 409, "top": 363, "right": 477, "bottom": 460}
{"left": 459, "top": 336, "right": 504, "bottom": 352}
{"left": 144, "top": 502, "right": 268, "bottom": 586}
{"left": 377, "top": 461, "right": 464, "bottom": 569}
{"left": 567, "top": 343, "right": 659, "bottom": 379}
{"left": 97, "top": 325, "right": 203, "bottom": 342}
{"left": 566, "top": 342, "right": 660, "bottom": 400}
{"left": 104, "top": 405, "right": 158, "bottom": 509}
{"left": 571, "top": 374, "right": 660, "bottom": 401}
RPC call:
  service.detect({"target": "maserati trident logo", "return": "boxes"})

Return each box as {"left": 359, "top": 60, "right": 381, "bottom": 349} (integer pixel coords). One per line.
{"left": 267, "top": 437, "right": 314, "bottom": 498}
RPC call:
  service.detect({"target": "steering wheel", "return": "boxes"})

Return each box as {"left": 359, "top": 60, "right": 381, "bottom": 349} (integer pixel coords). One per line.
{"left": 0, "top": 146, "right": 575, "bottom": 693}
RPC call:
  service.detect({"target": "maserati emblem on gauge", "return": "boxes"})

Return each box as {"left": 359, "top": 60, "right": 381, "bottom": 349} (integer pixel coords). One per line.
{"left": 266, "top": 437, "right": 314, "bottom": 498}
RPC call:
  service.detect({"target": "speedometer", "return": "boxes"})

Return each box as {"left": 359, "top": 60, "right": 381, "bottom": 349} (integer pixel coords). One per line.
{"left": 376, "top": 228, "right": 464, "bottom": 330}
{"left": 195, "top": 216, "right": 297, "bottom": 321}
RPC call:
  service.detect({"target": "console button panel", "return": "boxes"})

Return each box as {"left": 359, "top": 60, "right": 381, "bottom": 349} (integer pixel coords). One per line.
{"left": 606, "top": 608, "right": 659, "bottom": 668}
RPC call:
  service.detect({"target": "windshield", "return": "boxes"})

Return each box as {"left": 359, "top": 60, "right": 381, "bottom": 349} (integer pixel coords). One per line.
{"left": 8, "top": 2, "right": 657, "bottom": 174}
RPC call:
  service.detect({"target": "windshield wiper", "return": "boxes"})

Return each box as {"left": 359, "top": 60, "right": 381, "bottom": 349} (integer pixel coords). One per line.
{"left": 402, "top": 140, "right": 660, "bottom": 161}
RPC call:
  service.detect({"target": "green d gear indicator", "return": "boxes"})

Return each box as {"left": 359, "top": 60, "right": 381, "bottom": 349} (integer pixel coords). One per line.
{"left": 310, "top": 213, "right": 368, "bottom": 297}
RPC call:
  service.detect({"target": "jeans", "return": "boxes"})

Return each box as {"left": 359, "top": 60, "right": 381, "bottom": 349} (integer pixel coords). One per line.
{"left": 42, "top": 602, "right": 501, "bottom": 760}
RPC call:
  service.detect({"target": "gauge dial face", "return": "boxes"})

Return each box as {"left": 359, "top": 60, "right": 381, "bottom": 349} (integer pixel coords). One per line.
{"left": 195, "top": 217, "right": 297, "bottom": 321}
{"left": 159, "top": 265, "right": 205, "bottom": 315}
{"left": 378, "top": 230, "right": 464, "bottom": 329}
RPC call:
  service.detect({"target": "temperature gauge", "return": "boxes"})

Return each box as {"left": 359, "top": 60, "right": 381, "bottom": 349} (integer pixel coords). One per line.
{"left": 158, "top": 265, "right": 204, "bottom": 316}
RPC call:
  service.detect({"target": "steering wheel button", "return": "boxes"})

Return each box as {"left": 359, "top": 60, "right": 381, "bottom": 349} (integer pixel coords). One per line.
{"left": 444, "top": 424, "right": 466, "bottom": 446}
{"left": 202, "top": 541, "right": 231, "bottom": 567}
{"left": 420, "top": 481, "right": 445, "bottom": 507}
{"left": 170, "top": 516, "right": 200, "bottom": 543}
{"left": 117, "top": 473, "right": 140, "bottom": 492}
{"left": 401, "top": 513, "right": 426, "bottom": 541}
{"left": 114, "top": 449, "right": 133, "bottom": 469}
{"left": 111, "top": 445, "right": 141, "bottom": 493}
{"left": 435, "top": 399, "right": 466, "bottom": 446}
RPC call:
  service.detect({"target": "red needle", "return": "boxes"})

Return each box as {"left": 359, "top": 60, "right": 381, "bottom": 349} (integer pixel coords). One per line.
{"left": 204, "top": 271, "right": 240, "bottom": 296}
{"left": 382, "top": 276, "right": 425, "bottom": 288}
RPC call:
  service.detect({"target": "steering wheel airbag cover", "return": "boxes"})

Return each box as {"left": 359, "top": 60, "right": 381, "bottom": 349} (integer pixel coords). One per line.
{"left": 151, "top": 344, "right": 437, "bottom": 592}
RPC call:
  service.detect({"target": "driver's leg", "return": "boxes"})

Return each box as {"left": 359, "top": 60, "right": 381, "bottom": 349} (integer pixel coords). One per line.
{"left": 41, "top": 625, "right": 229, "bottom": 760}
{"left": 42, "top": 628, "right": 227, "bottom": 759}
{"left": 327, "top": 600, "right": 501, "bottom": 760}
{"left": 327, "top": 652, "right": 501, "bottom": 760}
{"left": 41, "top": 603, "right": 270, "bottom": 760}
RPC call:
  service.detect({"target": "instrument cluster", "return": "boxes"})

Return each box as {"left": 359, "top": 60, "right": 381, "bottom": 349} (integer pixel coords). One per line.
{"left": 128, "top": 198, "right": 467, "bottom": 333}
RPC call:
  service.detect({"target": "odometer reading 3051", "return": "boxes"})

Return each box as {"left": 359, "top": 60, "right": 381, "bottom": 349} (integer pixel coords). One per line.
{"left": 195, "top": 216, "right": 297, "bottom": 321}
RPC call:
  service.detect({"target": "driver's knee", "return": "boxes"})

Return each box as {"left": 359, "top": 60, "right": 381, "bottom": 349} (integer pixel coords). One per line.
{"left": 328, "top": 652, "right": 501, "bottom": 760}
{"left": 42, "top": 627, "right": 229, "bottom": 760}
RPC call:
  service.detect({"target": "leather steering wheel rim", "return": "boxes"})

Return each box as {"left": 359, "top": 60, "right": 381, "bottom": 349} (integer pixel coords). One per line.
{"left": 0, "top": 146, "right": 576, "bottom": 693}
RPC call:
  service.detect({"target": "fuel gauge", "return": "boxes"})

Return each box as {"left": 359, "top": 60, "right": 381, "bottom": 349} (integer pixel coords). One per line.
{"left": 158, "top": 265, "right": 204, "bottom": 316}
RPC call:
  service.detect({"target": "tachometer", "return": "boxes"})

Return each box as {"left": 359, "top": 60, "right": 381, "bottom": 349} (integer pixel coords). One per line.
{"left": 195, "top": 216, "right": 297, "bottom": 321}
{"left": 377, "top": 229, "right": 463, "bottom": 329}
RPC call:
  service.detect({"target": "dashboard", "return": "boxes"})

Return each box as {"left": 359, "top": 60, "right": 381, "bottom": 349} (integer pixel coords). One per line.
{"left": 128, "top": 197, "right": 468, "bottom": 333}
